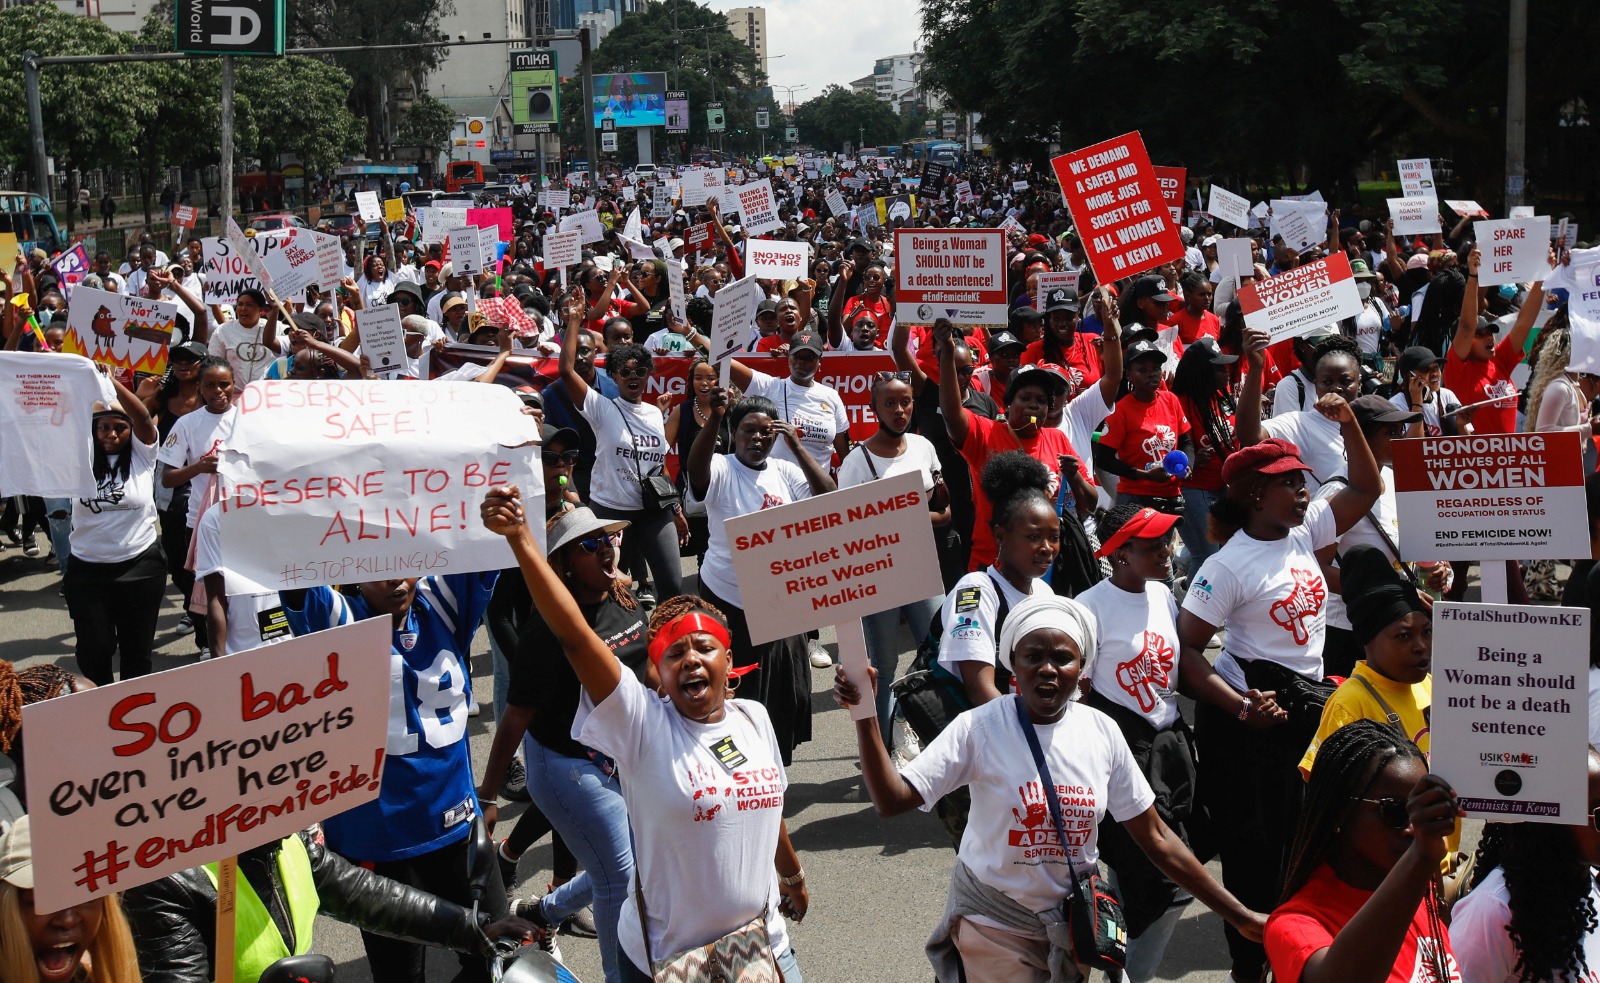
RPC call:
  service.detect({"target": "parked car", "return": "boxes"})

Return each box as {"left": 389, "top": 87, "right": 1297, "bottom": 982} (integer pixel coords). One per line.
{"left": 249, "top": 213, "right": 308, "bottom": 232}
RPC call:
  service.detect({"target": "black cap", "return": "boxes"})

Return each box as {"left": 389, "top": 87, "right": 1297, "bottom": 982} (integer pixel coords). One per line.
{"left": 170, "top": 340, "right": 208, "bottom": 361}
{"left": 1185, "top": 336, "right": 1238, "bottom": 365}
{"left": 290, "top": 312, "right": 324, "bottom": 335}
{"left": 988, "top": 330, "right": 1024, "bottom": 353}
{"left": 1005, "top": 364, "right": 1069, "bottom": 403}
{"left": 1395, "top": 345, "right": 1444, "bottom": 379}
{"left": 1125, "top": 339, "right": 1168, "bottom": 364}
{"left": 1010, "top": 305, "right": 1044, "bottom": 323}
{"left": 1351, "top": 394, "right": 1420, "bottom": 431}
{"left": 1128, "top": 275, "right": 1176, "bottom": 304}
{"left": 1043, "top": 288, "right": 1080, "bottom": 314}
{"left": 540, "top": 420, "right": 579, "bottom": 446}
{"left": 789, "top": 329, "right": 825, "bottom": 354}
{"left": 845, "top": 237, "right": 871, "bottom": 255}
{"left": 756, "top": 299, "right": 780, "bottom": 317}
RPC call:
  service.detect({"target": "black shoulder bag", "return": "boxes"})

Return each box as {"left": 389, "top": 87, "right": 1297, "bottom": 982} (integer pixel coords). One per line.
{"left": 613, "top": 398, "right": 680, "bottom": 514}
{"left": 891, "top": 572, "right": 1012, "bottom": 745}
{"left": 1014, "top": 697, "right": 1128, "bottom": 973}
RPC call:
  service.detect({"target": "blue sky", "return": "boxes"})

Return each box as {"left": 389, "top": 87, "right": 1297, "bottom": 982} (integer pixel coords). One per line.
{"left": 699, "top": 0, "right": 922, "bottom": 102}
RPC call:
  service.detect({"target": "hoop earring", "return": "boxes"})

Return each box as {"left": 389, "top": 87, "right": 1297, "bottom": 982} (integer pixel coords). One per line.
{"left": 725, "top": 674, "right": 742, "bottom": 694}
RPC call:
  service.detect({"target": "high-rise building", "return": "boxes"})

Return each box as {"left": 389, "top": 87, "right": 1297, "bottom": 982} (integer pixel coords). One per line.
{"left": 40, "top": 0, "right": 158, "bottom": 35}
{"left": 724, "top": 6, "right": 766, "bottom": 78}
{"left": 872, "top": 52, "right": 923, "bottom": 104}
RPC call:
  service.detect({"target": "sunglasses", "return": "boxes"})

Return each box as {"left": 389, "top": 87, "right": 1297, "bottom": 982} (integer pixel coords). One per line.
{"left": 578, "top": 530, "right": 622, "bottom": 553}
{"left": 875, "top": 370, "right": 911, "bottom": 383}
{"left": 1352, "top": 796, "right": 1410, "bottom": 830}
{"left": 542, "top": 449, "right": 580, "bottom": 466}
{"left": 613, "top": 366, "right": 650, "bottom": 379}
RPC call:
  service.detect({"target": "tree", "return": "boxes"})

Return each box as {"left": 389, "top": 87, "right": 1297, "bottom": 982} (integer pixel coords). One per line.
{"left": 793, "top": 86, "right": 900, "bottom": 152}
{"left": 398, "top": 93, "right": 456, "bottom": 167}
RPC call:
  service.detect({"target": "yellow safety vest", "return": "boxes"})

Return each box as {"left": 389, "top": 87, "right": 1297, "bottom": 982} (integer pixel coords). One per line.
{"left": 202, "top": 835, "right": 321, "bottom": 983}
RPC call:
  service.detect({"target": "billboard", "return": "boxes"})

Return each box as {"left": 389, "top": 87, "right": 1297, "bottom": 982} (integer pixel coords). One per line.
{"left": 511, "top": 49, "right": 559, "bottom": 134}
{"left": 176, "top": 0, "right": 285, "bottom": 55}
{"left": 665, "top": 90, "right": 690, "bottom": 134}
{"left": 591, "top": 72, "right": 668, "bottom": 128}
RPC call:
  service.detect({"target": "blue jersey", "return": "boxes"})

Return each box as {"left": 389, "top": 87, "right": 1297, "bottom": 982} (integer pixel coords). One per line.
{"left": 285, "top": 571, "right": 496, "bottom": 862}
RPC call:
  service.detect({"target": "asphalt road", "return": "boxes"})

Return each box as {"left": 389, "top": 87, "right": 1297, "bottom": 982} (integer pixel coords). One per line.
{"left": 1, "top": 542, "right": 1484, "bottom": 983}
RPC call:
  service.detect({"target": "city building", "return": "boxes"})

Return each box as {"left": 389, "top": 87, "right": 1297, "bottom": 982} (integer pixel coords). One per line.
{"left": 872, "top": 52, "right": 924, "bottom": 104}
{"left": 724, "top": 6, "right": 767, "bottom": 78}
{"left": 849, "top": 75, "right": 876, "bottom": 98}
{"left": 43, "top": 0, "right": 156, "bottom": 34}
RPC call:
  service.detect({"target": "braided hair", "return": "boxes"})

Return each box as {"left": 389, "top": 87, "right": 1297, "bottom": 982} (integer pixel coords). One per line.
{"left": 0, "top": 661, "right": 78, "bottom": 754}
{"left": 0, "top": 663, "right": 17, "bottom": 754}
{"left": 1311, "top": 334, "right": 1361, "bottom": 375}
{"left": 1467, "top": 748, "right": 1600, "bottom": 983}
{"left": 1171, "top": 343, "right": 1238, "bottom": 465}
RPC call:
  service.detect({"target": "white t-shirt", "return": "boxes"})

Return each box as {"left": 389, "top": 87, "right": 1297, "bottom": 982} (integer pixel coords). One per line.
{"left": 1314, "top": 467, "right": 1398, "bottom": 631}
{"left": 936, "top": 568, "right": 1050, "bottom": 681}
{"left": 579, "top": 388, "right": 668, "bottom": 511}
{"left": 901, "top": 696, "right": 1155, "bottom": 919}
{"left": 1182, "top": 497, "right": 1339, "bottom": 689}
{"left": 1389, "top": 387, "right": 1463, "bottom": 438}
{"left": 1353, "top": 299, "right": 1390, "bottom": 355}
{"left": 358, "top": 271, "right": 401, "bottom": 308}
{"left": 208, "top": 319, "right": 281, "bottom": 386}
{"left": 194, "top": 506, "right": 293, "bottom": 657}
{"left": 1269, "top": 368, "right": 1314, "bottom": 418}
{"left": 744, "top": 371, "right": 849, "bottom": 471}
{"left": 157, "top": 406, "right": 237, "bottom": 529}
{"left": 1078, "top": 579, "right": 1182, "bottom": 730}
{"left": 1056, "top": 383, "right": 1115, "bottom": 479}
{"left": 1261, "top": 410, "right": 1346, "bottom": 489}
{"left": 699, "top": 453, "right": 813, "bottom": 607}
{"left": 71, "top": 436, "right": 159, "bottom": 564}
{"left": 1451, "top": 865, "right": 1600, "bottom": 983}
{"left": 574, "top": 674, "right": 791, "bottom": 970}
{"left": 835, "top": 433, "right": 939, "bottom": 493}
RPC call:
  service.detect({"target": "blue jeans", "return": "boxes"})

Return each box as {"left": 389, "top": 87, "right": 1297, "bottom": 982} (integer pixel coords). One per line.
{"left": 43, "top": 497, "right": 71, "bottom": 575}
{"left": 1180, "top": 487, "right": 1219, "bottom": 576}
{"left": 620, "top": 944, "right": 802, "bottom": 982}
{"left": 523, "top": 736, "right": 633, "bottom": 983}
{"left": 862, "top": 594, "right": 942, "bottom": 744}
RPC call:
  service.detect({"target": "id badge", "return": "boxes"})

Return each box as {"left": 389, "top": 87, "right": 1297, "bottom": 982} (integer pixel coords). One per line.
{"left": 707, "top": 735, "right": 747, "bottom": 773}
{"left": 257, "top": 605, "right": 291, "bottom": 642}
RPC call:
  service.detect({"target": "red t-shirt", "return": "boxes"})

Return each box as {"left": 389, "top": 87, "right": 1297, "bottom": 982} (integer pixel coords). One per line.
{"left": 1443, "top": 338, "right": 1522, "bottom": 435}
{"left": 1100, "top": 391, "right": 1190, "bottom": 497}
{"left": 1172, "top": 308, "right": 1221, "bottom": 345}
{"left": 841, "top": 293, "right": 893, "bottom": 335}
{"left": 1266, "top": 865, "right": 1460, "bottom": 983}
{"left": 1019, "top": 335, "right": 1102, "bottom": 399}
{"left": 1175, "top": 393, "right": 1233, "bottom": 492}
{"left": 959, "top": 412, "right": 1077, "bottom": 572}
{"left": 912, "top": 324, "right": 992, "bottom": 383}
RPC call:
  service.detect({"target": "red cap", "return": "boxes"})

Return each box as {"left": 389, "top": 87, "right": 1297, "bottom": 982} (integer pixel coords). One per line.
{"left": 1095, "top": 507, "right": 1181, "bottom": 558}
{"left": 424, "top": 260, "right": 442, "bottom": 270}
{"left": 1220, "top": 437, "right": 1313, "bottom": 487}
{"left": 1027, "top": 233, "right": 1049, "bottom": 248}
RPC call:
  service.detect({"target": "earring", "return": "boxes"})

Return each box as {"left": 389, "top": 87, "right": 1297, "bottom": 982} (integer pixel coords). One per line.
{"left": 725, "top": 674, "right": 742, "bottom": 694}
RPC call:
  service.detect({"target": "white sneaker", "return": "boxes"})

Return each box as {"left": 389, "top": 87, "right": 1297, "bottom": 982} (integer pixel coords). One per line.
{"left": 197, "top": 647, "right": 212, "bottom": 661}
{"left": 808, "top": 639, "right": 832, "bottom": 668}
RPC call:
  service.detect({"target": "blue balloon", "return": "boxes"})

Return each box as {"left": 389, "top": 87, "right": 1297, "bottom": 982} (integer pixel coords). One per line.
{"left": 1163, "top": 449, "right": 1190, "bottom": 479}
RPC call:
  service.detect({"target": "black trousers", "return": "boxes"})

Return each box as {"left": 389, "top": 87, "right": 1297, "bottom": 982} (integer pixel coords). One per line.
{"left": 355, "top": 833, "right": 509, "bottom": 983}
{"left": 65, "top": 541, "right": 167, "bottom": 684}
{"left": 160, "top": 509, "right": 208, "bottom": 650}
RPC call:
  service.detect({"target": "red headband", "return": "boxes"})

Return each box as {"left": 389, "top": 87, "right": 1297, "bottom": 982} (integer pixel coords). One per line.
{"left": 647, "top": 612, "right": 733, "bottom": 666}
{"left": 1094, "top": 507, "right": 1180, "bottom": 558}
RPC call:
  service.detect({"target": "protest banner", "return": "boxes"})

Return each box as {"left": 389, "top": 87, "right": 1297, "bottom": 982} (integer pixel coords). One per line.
{"left": 201, "top": 236, "right": 263, "bottom": 305}
{"left": 709, "top": 274, "right": 761, "bottom": 385}
{"left": 1445, "top": 200, "right": 1490, "bottom": 218}
{"left": 544, "top": 189, "right": 572, "bottom": 211}
{"left": 665, "top": 256, "right": 687, "bottom": 325}
{"left": 1391, "top": 430, "right": 1585, "bottom": 562}
{"left": 0, "top": 351, "right": 100, "bottom": 497}
{"left": 216, "top": 380, "right": 542, "bottom": 591}
{"left": 355, "top": 192, "right": 382, "bottom": 223}
{"left": 1569, "top": 260, "right": 1600, "bottom": 374}
{"left": 1152, "top": 166, "right": 1186, "bottom": 225}
{"left": 1207, "top": 185, "right": 1252, "bottom": 229}
{"left": 735, "top": 179, "right": 782, "bottom": 235}
{"left": 1237, "top": 252, "right": 1361, "bottom": 342}
{"left": 468, "top": 207, "right": 514, "bottom": 244}
{"left": 23, "top": 617, "right": 392, "bottom": 912}
{"left": 1430, "top": 601, "right": 1589, "bottom": 824}
{"left": 894, "top": 228, "right": 1008, "bottom": 326}
{"left": 224, "top": 218, "right": 271, "bottom": 291}
{"left": 256, "top": 228, "right": 337, "bottom": 298}
{"left": 825, "top": 188, "right": 849, "bottom": 218}
{"left": 1398, "top": 157, "right": 1436, "bottom": 197}
{"left": 1509, "top": 205, "right": 1536, "bottom": 219}
{"left": 1269, "top": 199, "right": 1326, "bottom": 253}
{"left": 50, "top": 243, "right": 90, "bottom": 300}
{"left": 542, "top": 230, "right": 582, "bottom": 280}
{"left": 384, "top": 197, "right": 406, "bottom": 223}
{"left": 559, "top": 209, "right": 606, "bottom": 245}
{"left": 725, "top": 471, "right": 943, "bottom": 720}
{"left": 997, "top": 215, "right": 1024, "bottom": 239}
{"left": 1388, "top": 196, "right": 1441, "bottom": 236}
{"left": 746, "top": 240, "right": 809, "bottom": 281}
{"left": 62, "top": 285, "right": 178, "bottom": 377}
{"left": 1034, "top": 270, "right": 1081, "bottom": 313}
{"left": 955, "top": 180, "right": 973, "bottom": 204}
{"left": 355, "top": 303, "right": 407, "bottom": 374}
{"left": 1052, "top": 131, "right": 1183, "bottom": 285}
{"left": 1474, "top": 217, "right": 1553, "bottom": 287}
{"left": 685, "top": 222, "right": 714, "bottom": 254}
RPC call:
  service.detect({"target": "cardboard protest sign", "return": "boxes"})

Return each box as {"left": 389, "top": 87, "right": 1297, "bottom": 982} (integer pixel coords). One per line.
{"left": 1445, "top": 200, "right": 1490, "bottom": 218}
{"left": 1052, "top": 131, "right": 1183, "bottom": 285}
{"left": 1398, "top": 157, "right": 1435, "bottom": 197}
{"left": 875, "top": 194, "right": 916, "bottom": 226}
{"left": 1388, "top": 196, "right": 1441, "bottom": 236}
{"left": 1152, "top": 166, "right": 1186, "bottom": 225}
{"left": 558, "top": 209, "right": 606, "bottom": 245}
{"left": 542, "top": 229, "right": 582, "bottom": 272}
{"left": 725, "top": 470, "right": 942, "bottom": 644}
{"left": 216, "top": 380, "right": 542, "bottom": 591}
{"left": 0, "top": 351, "right": 100, "bottom": 497}
{"left": 447, "top": 226, "right": 495, "bottom": 278}
{"left": 171, "top": 205, "right": 199, "bottom": 234}
{"left": 617, "top": 234, "right": 655, "bottom": 262}
{"left": 894, "top": 228, "right": 1008, "bottom": 326}
{"left": 746, "top": 240, "right": 809, "bottom": 281}
{"left": 1474, "top": 217, "right": 1552, "bottom": 287}
{"left": 1391, "top": 431, "right": 1586, "bottom": 561}
{"left": 62, "top": 285, "right": 178, "bottom": 377}
{"left": 1207, "top": 185, "right": 1251, "bottom": 229}
{"left": 1011, "top": 180, "right": 1030, "bottom": 192}
{"left": 735, "top": 179, "right": 782, "bottom": 236}
{"left": 22, "top": 617, "right": 392, "bottom": 912}
{"left": 708, "top": 274, "right": 761, "bottom": 372}
{"left": 825, "top": 189, "right": 849, "bottom": 218}
{"left": 622, "top": 206, "right": 644, "bottom": 244}
{"left": 651, "top": 185, "right": 674, "bottom": 221}
{"left": 355, "top": 303, "right": 407, "bottom": 374}
{"left": 1216, "top": 238, "right": 1255, "bottom": 283}
{"left": 543, "top": 189, "right": 572, "bottom": 211}
{"left": 355, "top": 191, "right": 382, "bottom": 223}
{"left": 1430, "top": 602, "right": 1590, "bottom": 824}
{"left": 468, "top": 207, "right": 514, "bottom": 244}
{"left": 665, "top": 256, "right": 687, "bottom": 326}
{"left": 201, "top": 236, "right": 263, "bottom": 305}
{"left": 955, "top": 180, "right": 973, "bottom": 203}
{"left": 384, "top": 198, "right": 406, "bottom": 224}
{"left": 50, "top": 243, "right": 90, "bottom": 300}
{"left": 684, "top": 222, "right": 714, "bottom": 254}
{"left": 1269, "top": 199, "right": 1326, "bottom": 253}
{"left": 1509, "top": 205, "right": 1536, "bottom": 219}
{"left": 1034, "top": 270, "right": 1081, "bottom": 313}
{"left": 920, "top": 161, "right": 950, "bottom": 197}
{"left": 678, "top": 167, "right": 715, "bottom": 207}
{"left": 257, "top": 228, "right": 337, "bottom": 298}
{"left": 1237, "top": 252, "right": 1361, "bottom": 342}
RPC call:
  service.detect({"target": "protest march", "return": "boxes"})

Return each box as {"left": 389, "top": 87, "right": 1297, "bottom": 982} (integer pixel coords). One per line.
{"left": 4, "top": 27, "right": 1600, "bottom": 983}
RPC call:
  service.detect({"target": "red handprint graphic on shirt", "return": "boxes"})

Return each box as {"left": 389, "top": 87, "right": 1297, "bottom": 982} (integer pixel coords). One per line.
{"left": 1270, "top": 568, "right": 1328, "bottom": 644}
{"left": 1011, "top": 781, "right": 1049, "bottom": 831}
{"left": 1116, "top": 631, "right": 1176, "bottom": 714}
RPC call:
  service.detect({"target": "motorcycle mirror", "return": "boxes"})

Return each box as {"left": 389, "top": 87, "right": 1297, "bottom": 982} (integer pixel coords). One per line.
{"left": 259, "top": 954, "right": 336, "bottom": 983}
{"left": 466, "top": 814, "right": 497, "bottom": 907}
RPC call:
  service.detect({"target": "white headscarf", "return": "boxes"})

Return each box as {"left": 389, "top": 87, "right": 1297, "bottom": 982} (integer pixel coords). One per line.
{"left": 997, "top": 593, "right": 1098, "bottom": 684}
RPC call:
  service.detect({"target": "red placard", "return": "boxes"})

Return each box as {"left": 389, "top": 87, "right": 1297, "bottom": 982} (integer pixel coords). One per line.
{"left": 1152, "top": 166, "right": 1186, "bottom": 226}
{"left": 1051, "top": 132, "right": 1184, "bottom": 285}
{"left": 685, "top": 222, "right": 714, "bottom": 253}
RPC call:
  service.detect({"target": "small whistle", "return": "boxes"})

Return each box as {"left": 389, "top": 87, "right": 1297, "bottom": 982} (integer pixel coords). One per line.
{"left": 558, "top": 475, "right": 568, "bottom": 487}
{"left": 1029, "top": 416, "right": 1038, "bottom": 425}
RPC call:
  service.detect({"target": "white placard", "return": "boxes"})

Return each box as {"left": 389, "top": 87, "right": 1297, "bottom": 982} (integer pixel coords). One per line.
{"left": 708, "top": 274, "right": 761, "bottom": 366}
{"left": 216, "top": 380, "right": 542, "bottom": 590}
{"left": 1570, "top": 260, "right": 1600, "bottom": 374}
{"left": 1269, "top": 199, "right": 1326, "bottom": 253}
{"left": 825, "top": 189, "right": 849, "bottom": 218}
{"left": 1012, "top": 180, "right": 1030, "bottom": 192}
{"left": 1398, "top": 157, "right": 1436, "bottom": 198}
{"left": 1445, "top": 199, "right": 1489, "bottom": 218}
{"left": 354, "top": 303, "right": 408, "bottom": 375}
{"left": 1033, "top": 270, "right": 1081, "bottom": 313}
{"left": 1388, "top": 196, "right": 1441, "bottom": 236}
{"left": 1474, "top": 217, "right": 1553, "bottom": 287}
{"left": 1431, "top": 602, "right": 1590, "bottom": 824}
{"left": 542, "top": 229, "right": 582, "bottom": 270}
{"left": 225, "top": 216, "right": 271, "bottom": 289}
{"left": 544, "top": 189, "right": 572, "bottom": 211}
{"left": 745, "top": 240, "right": 809, "bottom": 280}
{"left": 955, "top": 180, "right": 973, "bottom": 203}
{"left": 23, "top": 618, "right": 392, "bottom": 912}
{"left": 1237, "top": 252, "right": 1362, "bottom": 342}
{"left": 1207, "top": 185, "right": 1252, "bottom": 229}
{"left": 724, "top": 471, "right": 944, "bottom": 645}
{"left": 448, "top": 226, "right": 490, "bottom": 277}
{"left": 1509, "top": 205, "right": 1536, "bottom": 219}
{"left": 894, "top": 228, "right": 1008, "bottom": 326}
{"left": 1216, "top": 238, "right": 1255, "bottom": 283}
{"left": 734, "top": 178, "right": 782, "bottom": 236}
{"left": 559, "top": 209, "right": 606, "bottom": 245}
{"left": 355, "top": 191, "right": 382, "bottom": 223}
{"left": 665, "top": 257, "right": 687, "bottom": 326}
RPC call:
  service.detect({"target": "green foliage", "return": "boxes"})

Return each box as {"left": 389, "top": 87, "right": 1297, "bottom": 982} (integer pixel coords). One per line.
{"left": 792, "top": 85, "right": 901, "bottom": 152}
{"left": 398, "top": 93, "right": 457, "bottom": 164}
